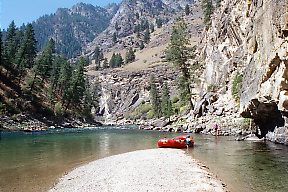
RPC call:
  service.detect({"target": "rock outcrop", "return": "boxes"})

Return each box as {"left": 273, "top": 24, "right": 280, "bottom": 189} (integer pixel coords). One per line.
{"left": 93, "top": 63, "right": 179, "bottom": 124}
{"left": 198, "top": 0, "right": 288, "bottom": 144}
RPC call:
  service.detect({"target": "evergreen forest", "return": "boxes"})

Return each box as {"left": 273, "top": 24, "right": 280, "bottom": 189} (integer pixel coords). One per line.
{"left": 30, "top": 3, "right": 113, "bottom": 59}
{"left": 0, "top": 21, "right": 99, "bottom": 120}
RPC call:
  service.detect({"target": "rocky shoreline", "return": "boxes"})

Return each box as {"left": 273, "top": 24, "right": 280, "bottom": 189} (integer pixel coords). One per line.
{"left": 1, "top": 89, "right": 287, "bottom": 145}
{"left": 0, "top": 113, "right": 102, "bottom": 131}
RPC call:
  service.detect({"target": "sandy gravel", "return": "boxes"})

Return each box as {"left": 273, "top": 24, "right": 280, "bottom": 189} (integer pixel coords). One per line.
{"left": 49, "top": 148, "right": 227, "bottom": 192}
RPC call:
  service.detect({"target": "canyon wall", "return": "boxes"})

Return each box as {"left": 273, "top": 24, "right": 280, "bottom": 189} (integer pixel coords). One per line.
{"left": 198, "top": 0, "right": 288, "bottom": 143}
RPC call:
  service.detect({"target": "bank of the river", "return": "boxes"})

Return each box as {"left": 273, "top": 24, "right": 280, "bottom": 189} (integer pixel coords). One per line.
{"left": 50, "top": 148, "right": 227, "bottom": 192}
{"left": 0, "top": 113, "right": 102, "bottom": 131}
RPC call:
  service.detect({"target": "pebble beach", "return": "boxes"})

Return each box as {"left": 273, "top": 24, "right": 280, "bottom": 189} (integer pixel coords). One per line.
{"left": 49, "top": 148, "right": 227, "bottom": 192}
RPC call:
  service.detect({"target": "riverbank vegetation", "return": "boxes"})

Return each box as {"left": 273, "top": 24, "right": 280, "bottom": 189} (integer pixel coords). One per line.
{"left": 0, "top": 21, "right": 98, "bottom": 121}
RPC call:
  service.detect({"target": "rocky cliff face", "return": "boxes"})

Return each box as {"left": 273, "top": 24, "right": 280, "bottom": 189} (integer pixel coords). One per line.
{"left": 93, "top": 64, "right": 179, "bottom": 124}
{"left": 198, "top": 0, "right": 288, "bottom": 144}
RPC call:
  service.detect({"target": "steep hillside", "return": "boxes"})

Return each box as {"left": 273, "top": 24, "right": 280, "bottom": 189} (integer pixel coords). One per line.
{"left": 197, "top": 0, "right": 288, "bottom": 144}
{"left": 32, "top": 3, "right": 118, "bottom": 58}
{"left": 84, "top": 0, "right": 196, "bottom": 57}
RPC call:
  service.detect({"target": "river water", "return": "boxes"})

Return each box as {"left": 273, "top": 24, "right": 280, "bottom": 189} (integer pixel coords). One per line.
{"left": 0, "top": 126, "right": 287, "bottom": 192}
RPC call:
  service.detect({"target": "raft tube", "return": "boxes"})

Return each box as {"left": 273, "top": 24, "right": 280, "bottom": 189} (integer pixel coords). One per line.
{"left": 158, "top": 139, "right": 187, "bottom": 148}
{"left": 158, "top": 135, "right": 194, "bottom": 148}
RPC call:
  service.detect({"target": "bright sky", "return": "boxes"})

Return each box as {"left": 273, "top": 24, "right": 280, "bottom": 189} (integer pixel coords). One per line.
{"left": 1, "top": 0, "right": 122, "bottom": 30}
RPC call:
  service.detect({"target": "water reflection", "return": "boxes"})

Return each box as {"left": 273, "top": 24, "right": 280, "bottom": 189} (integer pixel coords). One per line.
{"left": 187, "top": 135, "right": 288, "bottom": 192}
{"left": 0, "top": 127, "right": 180, "bottom": 192}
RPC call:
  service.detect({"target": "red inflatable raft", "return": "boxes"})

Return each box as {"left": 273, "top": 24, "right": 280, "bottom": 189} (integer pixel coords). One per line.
{"left": 158, "top": 135, "right": 194, "bottom": 148}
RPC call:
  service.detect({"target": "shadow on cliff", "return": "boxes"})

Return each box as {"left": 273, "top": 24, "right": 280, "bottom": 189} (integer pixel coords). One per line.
{"left": 254, "top": 113, "right": 285, "bottom": 138}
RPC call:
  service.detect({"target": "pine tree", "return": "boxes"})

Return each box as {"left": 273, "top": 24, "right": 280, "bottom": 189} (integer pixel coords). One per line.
{"left": 143, "top": 29, "right": 150, "bottom": 44}
{"left": 0, "top": 31, "right": 3, "bottom": 79}
{"left": 216, "top": 0, "right": 221, "bottom": 8}
{"left": 167, "top": 17, "right": 196, "bottom": 110}
{"left": 140, "top": 41, "right": 145, "bottom": 50}
{"left": 109, "top": 53, "right": 116, "bottom": 68}
{"left": 140, "top": 20, "right": 145, "bottom": 31}
{"left": 102, "top": 58, "right": 108, "bottom": 69}
{"left": 37, "top": 38, "right": 55, "bottom": 82}
{"left": 150, "top": 23, "right": 155, "bottom": 33}
{"left": 94, "top": 46, "right": 104, "bottom": 70}
{"left": 135, "top": 12, "right": 140, "bottom": 20}
{"left": 161, "top": 82, "right": 172, "bottom": 117}
{"left": 29, "top": 38, "right": 54, "bottom": 89}
{"left": 150, "top": 74, "right": 162, "bottom": 118}
{"left": 82, "top": 76, "right": 93, "bottom": 117}
{"left": 201, "top": 0, "right": 214, "bottom": 29}
{"left": 115, "top": 53, "right": 124, "bottom": 67}
{"left": 91, "top": 77, "right": 101, "bottom": 111}
{"left": 58, "top": 57, "right": 72, "bottom": 99}
{"left": 3, "top": 21, "right": 18, "bottom": 74}
{"left": 22, "top": 23, "right": 37, "bottom": 68}
{"left": 185, "top": 4, "right": 190, "bottom": 16}
{"left": 64, "top": 57, "right": 87, "bottom": 110}
{"left": 115, "top": 22, "right": 120, "bottom": 31}
{"left": 112, "top": 32, "right": 117, "bottom": 43}
{"left": 156, "top": 18, "right": 163, "bottom": 28}
{"left": 144, "top": 20, "right": 149, "bottom": 30}
{"left": 125, "top": 47, "right": 135, "bottom": 64}
{"left": 49, "top": 56, "right": 62, "bottom": 91}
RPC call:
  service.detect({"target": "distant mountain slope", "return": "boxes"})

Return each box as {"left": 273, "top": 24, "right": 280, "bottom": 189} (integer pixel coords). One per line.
{"left": 84, "top": 0, "right": 196, "bottom": 56}
{"left": 32, "top": 3, "right": 119, "bottom": 58}
{"left": 31, "top": 0, "right": 196, "bottom": 59}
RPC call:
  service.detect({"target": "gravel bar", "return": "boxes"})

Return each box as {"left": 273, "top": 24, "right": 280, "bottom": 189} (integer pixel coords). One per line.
{"left": 49, "top": 148, "right": 228, "bottom": 192}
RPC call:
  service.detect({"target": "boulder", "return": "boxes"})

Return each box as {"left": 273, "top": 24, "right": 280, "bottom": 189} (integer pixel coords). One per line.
{"left": 215, "top": 108, "right": 224, "bottom": 116}
{"left": 170, "top": 115, "right": 179, "bottom": 122}
{"left": 278, "top": 91, "right": 288, "bottom": 112}
{"left": 266, "top": 127, "right": 288, "bottom": 145}
{"left": 151, "top": 119, "right": 169, "bottom": 127}
{"left": 194, "top": 125, "right": 204, "bottom": 133}
{"left": 62, "top": 123, "right": 74, "bottom": 128}
{"left": 206, "top": 105, "right": 215, "bottom": 113}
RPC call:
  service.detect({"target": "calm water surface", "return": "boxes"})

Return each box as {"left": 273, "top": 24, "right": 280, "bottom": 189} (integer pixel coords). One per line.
{"left": 0, "top": 126, "right": 287, "bottom": 192}
{"left": 187, "top": 135, "right": 288, "bottom": 192}
{"left": 0, "top": 126, "right": 179, "bottom": 191}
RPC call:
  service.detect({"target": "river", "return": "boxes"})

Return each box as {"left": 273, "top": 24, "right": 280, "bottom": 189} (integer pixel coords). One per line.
{"left": 0, "top": 126, "right": 287, "bottom": 191}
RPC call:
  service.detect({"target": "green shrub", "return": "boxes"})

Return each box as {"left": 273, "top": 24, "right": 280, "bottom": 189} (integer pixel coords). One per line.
{"left": 0, "top": 102, "right": 6, "bottom": 114}
{"left": 146, "top": 110, "right": 154, "bottom": 119}
{"left": 128, "top": 103, "right": 152, "bottom": 120}
{"left": 54, "top": 103, "right": 64, "bottom": 116}
{"left": 171, "top": 96, "right": 179, "bottom": 103}
{"left": 232, "top": 72, "right": 243, "bottom": 101}
{"left": 207, "top": 84, "right": 218, "bottom": 92}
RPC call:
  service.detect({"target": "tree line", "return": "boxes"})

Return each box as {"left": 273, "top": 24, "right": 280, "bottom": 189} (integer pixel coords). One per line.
{"left": 1, "top": 21, "right": 99, "bottom": 118}
{"left": 149, "top": 75, "right": 174, "bottom": 118}
{"left": 94, "top": 46, "right": 135, "bottom": 70}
